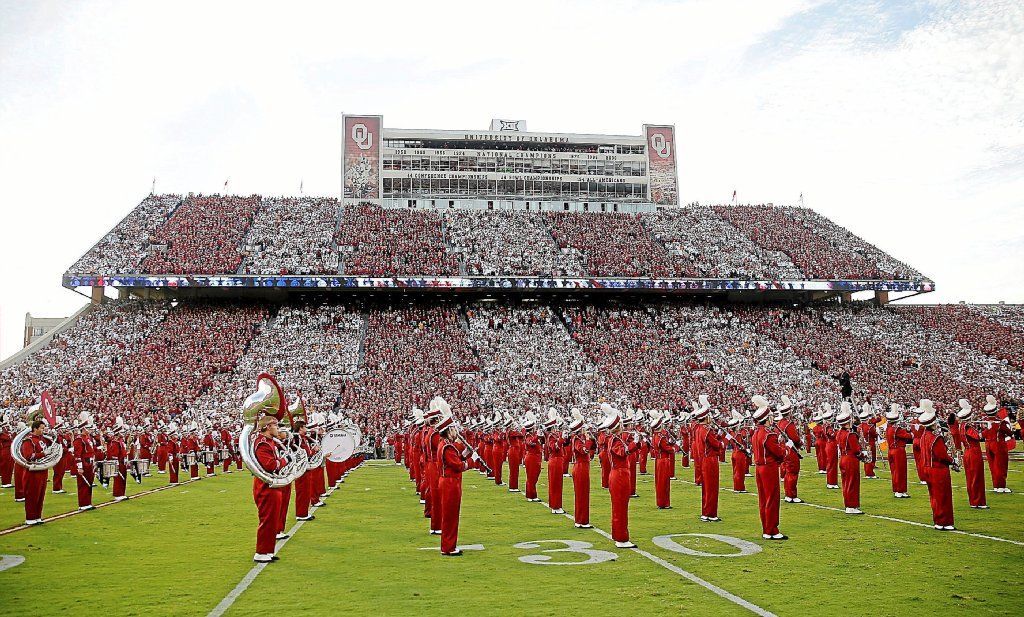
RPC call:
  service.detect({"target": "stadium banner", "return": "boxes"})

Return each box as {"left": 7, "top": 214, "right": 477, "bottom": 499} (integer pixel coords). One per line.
{"left": 644, "top": 124, "right": 678, "bottom": 206}
{"left": 64, "top": 274, "right": 933, "bottom": 294}
{"left": 342, "top": 114, "right": 383, "bottom": 204}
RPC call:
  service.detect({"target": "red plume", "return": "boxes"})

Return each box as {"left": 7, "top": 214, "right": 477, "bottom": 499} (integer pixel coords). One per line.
{"left": 40, "top": 391, "right": 57, "bottom": 427}
{"left": 256, "top": 372, "right": 286, "bottom": 421}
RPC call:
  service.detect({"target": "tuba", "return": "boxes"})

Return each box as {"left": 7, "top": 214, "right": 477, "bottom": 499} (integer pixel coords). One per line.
{"left": 11, "top": 393, "right": 64, "bottom": 472}
{"left": 285, "top": 395, "right": 311, "bottom": 473}
{"left": 238, "top": 373, "right": 301, "bottom": 488}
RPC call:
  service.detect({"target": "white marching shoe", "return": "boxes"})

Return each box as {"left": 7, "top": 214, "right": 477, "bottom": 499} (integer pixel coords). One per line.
{"left": 25, "top": 519, "right": 43, "bottom": 526}
{"left": 844, "top": 507, "right": 863, "bottom": 515}
{"left": 574, "top": 523, "right": 593, "bottom": 529}
{"left": 114, "top": 496, "right": 128, "bottom": 502}
{"left": 275, "top": 532, "right": 289, "bottom": 540}
{"left": 551, "top": 508, "right": 565, "bottom": 514}
{"left": 615, "top": 541, "right": 637, "bottom": 548}
{"left": 253, "top": 553, "right": 274, "bottom": 563}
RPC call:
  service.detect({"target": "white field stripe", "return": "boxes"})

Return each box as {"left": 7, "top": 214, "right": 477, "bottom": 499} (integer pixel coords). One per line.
{"left": 529, "top": 491, "right": 775, "bottom": 616}
{"left": 0, "top": 475, "right": 208, "bottom": 537}
{"left": 207, "top": 462, "right": 362, "bottom": 617}
{"left": 674, "top": 477, "right": 1024, "bottom": 547}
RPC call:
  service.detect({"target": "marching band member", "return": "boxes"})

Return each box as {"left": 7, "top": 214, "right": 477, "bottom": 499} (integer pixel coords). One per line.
{"left": 166, "top": 423, "right": 181, "bottom": 486}
{"left": 884, "top": 405, "right": 913, "bottom": 498}
{"left": 727, "top": 413, "right": 749, "bottom": 494}
{"left": 156, "top": 423, "right": 169, "bottom": 474}
{"left": 0, "top": 415, "right": 14, "bottom": 489}
{"left": 812, "top": 411, "right": 827, "bottom": 474}
{"left": 597, "top": 424, "right": 611, "bottom": 489}
{"left": 835, "top": 402, "right": 866, "bottom": 514}
{"left": 602, "top": 403, "right": 638, "bottom": 548}
{"left": 219, "top": 423, "right": 234, "bottom": 474}
{"left": 919, "top": 403, "right": 956, "bottom": 530}
{"left": 436, "top": 406, "right": 474, "bottom": 556}
{"left": 652, "top": 411, "right": 677, "bottom": 507}
{"left": 19, "top": 419, "right": 52, "bottom": 525}
{"left": 253, "top": 415, "right": 287, "bottom": 562}
{"left": 203, "top": 423, "right": 218, "bottom": 477}
{"left": 981, "top": 395, "right": 1012, "bottom": 493}
{"left": 859, "top": 403, "right": 880, "bottom": 479}
{"left": 108, "top": 420, "right": 129, "bottom": 502}
{"left": 775, "top": 396, "right": 802, "bottom": 503}
{"left": 677, "top": 410, "right": 691, "bottom": 473}
{"left": 955, "top": 399, "right": 988, "bottom": 508}
{"left": 751, "top": 396, "right": 788, "bottom": 540}
{"left": 522, "top": 412, "right": 542, "bottom": 502}
{"left": 183, "top": 424, "right": 201, "bottom": 481}
{"left": 910, "top": 408, "right": 928, "bottom": 486}
{"left": 423, "top": 397, "right": 447, "bottom": 535}
{"left": 73, "top": 414, "right": 97, "bottom": 510}
{"left": 821, "top": 403, "right": 840, "bottom": 489}
{"left": 569, "top": 409, "right": 593, "bottom": 527}
{"left": 638, "top": 414, "right": 651, "bottom": 475}
{"left": 506, "top": 417, "right": 524, "bottom": 493}
{"left": 692, "top": 397, "right": 723, "bottom": 522}
{"left": 691, "top": 398, "right": 706, "bottom": 487}
{"left": 51, "top": 423, "right": 72, "bottom": 494}
{"left": 626, "top": 411, "right": 641, "bottom": 497}
{"left": 293, "top": 420, "right": 315, "bottom": 522}
{"left": 492, "top": 413, "right": 508, "bottom": 486}
{"left": 544, "top": 408, "right": 566, "bottom": 514}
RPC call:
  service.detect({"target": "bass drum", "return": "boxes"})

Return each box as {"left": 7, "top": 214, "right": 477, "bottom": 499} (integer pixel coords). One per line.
{"left": 321, "top": 424, "right": 362, "bottom": 463}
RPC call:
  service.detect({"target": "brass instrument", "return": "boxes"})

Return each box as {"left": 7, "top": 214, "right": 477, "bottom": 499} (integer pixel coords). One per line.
{"left": 10, "top": 393, "right": 64, "bottom": 472}
{"left": 239, "top": 373, "right": 303, "bottom": 488}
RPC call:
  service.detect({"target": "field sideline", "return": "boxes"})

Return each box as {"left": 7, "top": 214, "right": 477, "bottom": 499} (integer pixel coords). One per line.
{"left": 0, "top": 456, "right": 1021, "bottom": 616}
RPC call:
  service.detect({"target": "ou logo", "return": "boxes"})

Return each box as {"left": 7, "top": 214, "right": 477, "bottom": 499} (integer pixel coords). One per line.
{"left": 650, "top": 133, "right": 671, "bottom": 159}
{"left": 352, "top": 123, "right": 374, "bottom": 150}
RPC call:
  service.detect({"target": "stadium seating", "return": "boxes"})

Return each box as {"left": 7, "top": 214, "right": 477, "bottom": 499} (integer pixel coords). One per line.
{"left": 142, "top": 195, "right": 262, "bottom": 274}
{"left": 2, "top": 300, "right": 1020, "bottom": 445}
{"left": 240, "top": 197, "right": 340, "bottom": 275}
{"left": 68, "top": 197, "right": 929, "bottom": 282}
{"left": 893, "top": 305, "right": 1024, "bottom": 370}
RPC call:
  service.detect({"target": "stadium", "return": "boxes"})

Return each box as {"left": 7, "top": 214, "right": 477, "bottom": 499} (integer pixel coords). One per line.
{"left": 0, "top": 108, "right": 1020, "bottom": 617}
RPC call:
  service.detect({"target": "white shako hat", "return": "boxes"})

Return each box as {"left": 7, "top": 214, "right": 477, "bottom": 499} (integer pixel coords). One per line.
{"left": 835, "top": 402, "right": 854, "bottom": 425}
{"left": 885, "top": 404, "right": 902, "bottom": 421}
{"left": 983, "top": 394, "right": 998, "bottom": 413}
{"left": 412, "top": 407, "right": 425, "bottom": 426}
{"left": 521, "top": 411, "right": 538, "bottom": 430}
{"left": 649, "top": 410, "right": 665, "bottom": 430}
{"left": 956, "top": 399, "right": 973, "bottom": 420}
{"left": 569, "top": 409, "right": 586, "bottom": 432}
{"left": 919, "top": 399, "right": 938, "bottom": 427}
{"left": 819, "top": 402, "right": 834, "bottom": 420}
{"left": 436, "top": 405, "right": 456, "bottom": 433}
{"left": 543, "top": 407, "right": 560, "bottom": 429}
{"left": 425, "top": 396, "right": 449, "bottom": 421}
{"left": 858, "top": 402, "right": 874, "bottom": 421}
{"left": 776, "top": 395, "right": 793, "bottom": 415}
{"left": 752, "top": 395, "right": 772, "bottom": 423}
{"left": 697, "top": 394, "right": 711, "bottom": 413}
{"left": 597, "top": 403, "right": 621, "bottom": 430}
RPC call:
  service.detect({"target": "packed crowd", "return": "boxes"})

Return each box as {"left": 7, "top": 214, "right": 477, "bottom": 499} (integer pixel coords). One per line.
{"left": 447, "top": 210, "right": 584, "bottom": 277}
{"left": 68, "top": 197, "right": 932, "bottom": 283}
{"left": 894, "top": 305, "right": 1024, "bottom": 370}
{"left": 240, "top": 197, "right": 340, "bottom": 275}
{"left": 648, "top": 207, "right": 804, "bottom": 279}
{"left": 335, "top": 204, "right": 459, "bottom": 276}
{"left": 142, "top": 195, "right": 262, "bottom": 274}
{"left": 337, "top": 306, "right": 481, "bottom": 437}
{"left": 68, "top": 195, "right": 180, "bottom": 274}
{"left": 3, "top": 300, "right": 1017, "bottom": 435}
{"left": 545, "top": 212, "right": 689, "bottom": 278}
{"left": 465, "top": 305, "right": 607, "bottom": 416}
{"left": 714, "top": 205, "right": 921, "bottom": 281}
{"left": 190, "top": 302, "right": 362, "bottom": 417}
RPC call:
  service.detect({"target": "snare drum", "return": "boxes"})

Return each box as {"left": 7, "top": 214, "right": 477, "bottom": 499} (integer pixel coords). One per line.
{"left": 184, "top": 452, "right": 197, "bottom": 467}
{"left": 199, "top": 451, "right": 216, "bottom": 465}
{"left": 130, "top": 459, "right": 151, "bottom": 476}
{"left": 97, "top": 460, "right": 117, "bottom": 479}
{"left": 218, "top": 448, "right": 231, "bottom": 460}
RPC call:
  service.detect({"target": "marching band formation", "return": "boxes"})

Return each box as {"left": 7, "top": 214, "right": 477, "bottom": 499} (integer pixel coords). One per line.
{"left": 3, "top": 377, "right": 1017, "bottom": 561}
{"left": 392, "top": 391, "right": 1017, "bottom": 553}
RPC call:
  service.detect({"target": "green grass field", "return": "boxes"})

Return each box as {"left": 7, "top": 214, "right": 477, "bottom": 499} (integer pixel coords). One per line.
{"left": 0, "top": 456, "right": 1021, "bottom": 617}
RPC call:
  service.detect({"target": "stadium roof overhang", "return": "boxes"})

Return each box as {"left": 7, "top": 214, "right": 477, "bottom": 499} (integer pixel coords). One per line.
{"left": 63, "top": 274, "right": 933, "bottom": 304}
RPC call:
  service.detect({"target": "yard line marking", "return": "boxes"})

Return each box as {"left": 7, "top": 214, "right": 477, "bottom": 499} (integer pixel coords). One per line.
{"left": 0, "top": 476, "right": 209, "bottom": 537}
{"left": 674, "top": 478, "right": 1024, "bottom": 547}
{"left": 526, "top": 493, "right": 774, "bottom": 616}
{"left": 207, "top": 462, "right": 364, "bottom": 617}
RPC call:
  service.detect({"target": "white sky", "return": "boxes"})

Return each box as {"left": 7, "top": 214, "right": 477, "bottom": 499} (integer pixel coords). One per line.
{"left": 1, "top": 0, "right": 1022, "bottom": 359}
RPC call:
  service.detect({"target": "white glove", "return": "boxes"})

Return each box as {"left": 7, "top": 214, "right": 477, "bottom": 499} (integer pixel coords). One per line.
{"left": 470, "top": 452, "right": 481, "bottom": 462}
{"left": 76, "top": 463, "right": 84, "bottom": 473}
{"left": 861, "top": 450, "right": 870, "bottom": 459}
{"left": 785, "top": 440, "right": 795, "bottom": 449}
{"left": 724, "top": 432, "right": 733, "bottom": 441}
